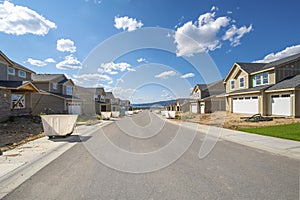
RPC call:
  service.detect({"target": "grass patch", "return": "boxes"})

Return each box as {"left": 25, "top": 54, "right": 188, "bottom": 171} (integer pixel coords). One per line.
{"left": 239, "top": 123, "right": 300, "bottom": 141}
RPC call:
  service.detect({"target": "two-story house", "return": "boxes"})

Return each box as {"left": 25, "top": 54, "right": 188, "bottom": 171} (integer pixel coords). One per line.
{"left": 31, "top": 74, "right": 82, "bottom": 115}
{"left": 0, "top": 51, "right": 39, "bottom": 121}
{"left": 120, "top": 99, "right": 131, "bottom": 111}
{"left": 189, "top": 80, "right": 225, "bottom": 114}
{"left": 224, "top": 53, "right": 300, "bottom": 117}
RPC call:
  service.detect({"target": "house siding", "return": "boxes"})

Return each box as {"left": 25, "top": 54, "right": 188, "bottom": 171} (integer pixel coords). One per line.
{"left": 225, "top": 66, "right": 249, "bottom": 93}
{"left": 32, "top": 94, "right": 66, "bottom": 115}
{"left": 0, "top": 89, "right": 11, "bottom": 121}
{"left": 33, "top": 83, "right": 50, "bottom": 91}
{"left": 0, "top": 62, "right": 8, "bottom": 80}
{"left": 275, "top": 60, "right": 300, "bottom": 83}
{"left": 295, "top": 88, "right": 300, "bottom": 117}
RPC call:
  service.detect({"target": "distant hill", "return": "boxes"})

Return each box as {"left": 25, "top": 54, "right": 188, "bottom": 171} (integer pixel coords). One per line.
{"left": 131, "top": 100, "right": 175, "bottom": 108}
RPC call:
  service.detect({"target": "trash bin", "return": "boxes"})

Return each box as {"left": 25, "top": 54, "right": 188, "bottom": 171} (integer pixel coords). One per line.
{"left": 41, "top": 115, "right": 78, "bottom": 138}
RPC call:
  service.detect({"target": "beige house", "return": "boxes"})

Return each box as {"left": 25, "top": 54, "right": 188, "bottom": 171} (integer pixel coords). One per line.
{"left": 189, "top": 80, "right": 225, "bottom": 114}
{"left": 224, "top": 53, "right": 300, "bottom": 117}
{"left": 31, "top": 74, "right": 82, "bottom": 115}
{"left": 0, "top": 51, "right": 39, "bottom": 121}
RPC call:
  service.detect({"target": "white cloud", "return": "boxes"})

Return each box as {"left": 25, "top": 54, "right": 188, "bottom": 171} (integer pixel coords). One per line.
{"left": 113, "top": 87, "right": 136, "bottom": 99}
{"left": 56, "top": 54, "right": 82, "bottom": 70}
{"left": 180, "top": 73, "right": 195, "bottom": 79}
{"left": 98, "top": 62, "right": 133, "bottom": 74}
{"left": 161, "top": 90, "right": 174, "bottom": 100}
{"left": 254, "top": 44, "right": 300, "bottom": 63}
{"left": 27, "top": 57, "right": 56, "bottom": 67}
{"left": 137, "top": 58, "right": 146, "bottom": 63}
{"left": 211, "top": 6, "right": 219, "bottom": 12}
{"left": 155, "top": 70, "right": 177, "bottom": 79}
{"left": 0, "top": 1, "right": 56, "bottom": 36}
{"left": 174, "top": 12, "right": 230, "bottom": 57}
{"left": 174, "top": 10, "right": 253, "bottom": 57}
{"left": 222, "top": 24, "right": 253, "bottom": 47}
{"left": 73, "top": 73, "right": 112, "bottom": 84}
{"left": 114, "top": 16, "right": 143, "bottom": 32}
{"left": 56, "top": 38, "right": 77, "bottom": 53}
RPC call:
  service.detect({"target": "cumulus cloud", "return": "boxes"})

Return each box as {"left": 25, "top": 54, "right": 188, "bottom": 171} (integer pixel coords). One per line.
{"left": 56, "top": 54, "right": 82, "bottom": 70}
{"left": 56, "top": 38, "right": 77, "bottom": 53}
{"left": 73, "top": 73, "right": 112, "bottom": 82}
{"left": 174, "top": 10, "right": 253, "bottom": 57}
{"left": 98, "top": 62, "right": 133, "bottom": 74}
{"left": 113, "top": 87, "right": 136, "bottom": 99}
{"left": 253, "top": 44, "right": 300, "bottom": 63}
{"left": 222, "top": 24, "right": 253, "bottom": 46}
{"left": 155, "top": 70, "right": 177, "bottom": 79}
{"left": 174, "top": 12, "right": 230, "bottom": 57}
{"left": 0, "top": 1, "right": 56, "bottom": 35}
{"left": 180, "top": 73, "right": 195, "bottom": 79}
{"left": 114, "top": 16, "right": 143, "bottom": 32}
{"left": 27, "top": 57, "right": 56, "bottom": 67}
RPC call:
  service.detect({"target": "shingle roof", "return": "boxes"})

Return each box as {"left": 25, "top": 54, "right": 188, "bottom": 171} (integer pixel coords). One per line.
{"left": 266, "top": 74, "right": 300, "bottom": 91}
{"left": 236, "top": 62, "right": 266, "bottom": 73}
{"left": 32, "top": 74, "right": 63, "bottom": 82}
{"left": 263, "top": 53, "right": 300, "bottom": 69}
{"left": 105, "top": 92, "right": 114, "bottom": 99}
{"left": 0, "top": 81, "right": 25, "bottom": 88}
{"left": 49, "top": 92, "right": 81, "bottom": 100}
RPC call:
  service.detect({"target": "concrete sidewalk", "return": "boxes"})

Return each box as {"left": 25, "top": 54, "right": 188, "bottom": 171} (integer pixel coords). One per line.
{"left": 175, "top": 120, "right": 300, "bottom": 160}
{"left": 0, "top": 121, "right": 113, "bottom": 199}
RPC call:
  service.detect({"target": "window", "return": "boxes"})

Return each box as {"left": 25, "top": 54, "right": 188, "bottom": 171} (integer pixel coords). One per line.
{"left": 230, "top": 80, "right": 235, "bottom": 90}
{"left": 8, "top": 67, "right": 15, "bottom": 75}
{"left": 254, "top": 72, "right": 269, "bottom": 86}
{"left": 66, "top": 86, "right": 73, "bottom": 95}
{"left": 239, "top": 77, "right": 245, "bottom": 88}
{"left": 18, "top": 70, "right": 26, "bottom": 78}
{"left": 52, "top": 83, "right": 57, "bottom": 90}
{"left": 11, "top": 94, "right": 25, "bottom": 109}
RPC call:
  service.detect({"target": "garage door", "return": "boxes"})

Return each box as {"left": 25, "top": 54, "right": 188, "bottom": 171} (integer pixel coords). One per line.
{"left": 68, "top": 103, "right": 82, "bottom": 115}
{"left": 233, "top": 96, "right": 259, "bottom": 114}
{"left": 271, "top": 94, "right": 291, "bottom": 116}
{"left": 191, "top": 103, "right": 197, "bottom": 113}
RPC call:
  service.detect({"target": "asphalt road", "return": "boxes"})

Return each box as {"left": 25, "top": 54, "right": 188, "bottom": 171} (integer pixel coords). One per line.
{"left": 3, "top": 111, "right": 300, "bottom": 199}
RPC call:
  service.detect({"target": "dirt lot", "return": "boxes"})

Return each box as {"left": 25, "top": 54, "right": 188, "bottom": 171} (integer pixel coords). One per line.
{"left": 0, "top": 115, "right": 44, "bottom": 152}
{"left": 179, "top": 111, "right": 300, "bottom": 130}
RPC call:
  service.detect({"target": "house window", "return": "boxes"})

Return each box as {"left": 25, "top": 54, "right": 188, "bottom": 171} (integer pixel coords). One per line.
{"left": 230, "top": 80, "right": 235, "bottom": 90}
{"left": 66, "top": 86, "right": 73, "bottom": 95}
{"left": 52, "top": 83, "right": 57, "bottom": 90}
{"left": 255, "top": 73, "right": 269, "bottom": 86}
{"left": 11, "top": 94, "right": 25, "bottom": 109}
{"left": 8, "top": 67, "right": 15, "bottom": 75}
{"left": 18, "top": 70, "right": 26, "bottom": 78}
{"left": 239, "top": 77, "right": 245, "bottom": 88}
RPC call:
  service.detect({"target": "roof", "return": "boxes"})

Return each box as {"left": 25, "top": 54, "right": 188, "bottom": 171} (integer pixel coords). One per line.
{"left": 266, "top": 74, "right": 300, "bottom": 91}
{"left": 105, "top": 92, "right": 115, "bottom": 99}
{"left": 32, "top": 74, "right": 63, "bottom": 82}
{"left": 48, "top": 92, "right": 81, "bottom": 101}
{"left": 263, "top": 53, "right": 300, "bottom": 69}
{"left": 0, "top": 50, "right": 35, "bottom": 74}
{"left": 0, "top": 81, "right": 39, "bottom": 92}
{"left": 236, "top": 62, "right": 266, "bottom": 73}
{"left": 227, "top": 85, "right": 273, "bottom": 95}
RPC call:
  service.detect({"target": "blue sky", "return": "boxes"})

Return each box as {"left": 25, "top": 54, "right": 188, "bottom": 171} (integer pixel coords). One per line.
{"left": 1, "top": 0, "right": 300, "bottom": 103}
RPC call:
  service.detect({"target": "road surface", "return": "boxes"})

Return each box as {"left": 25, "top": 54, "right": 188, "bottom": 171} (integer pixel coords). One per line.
{"left": 3, "top": 111, "right": 299, "bottom": 199}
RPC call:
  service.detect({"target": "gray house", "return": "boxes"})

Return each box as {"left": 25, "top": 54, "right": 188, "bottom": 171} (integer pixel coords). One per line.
{"left": 0, "top": 51, "right": 39, "bottom": 121}
{"left": 189, "top": 80, "right": 225, "bottom": 113}
{"left": 31, "top": 74, "right": 82, "bottom": 115}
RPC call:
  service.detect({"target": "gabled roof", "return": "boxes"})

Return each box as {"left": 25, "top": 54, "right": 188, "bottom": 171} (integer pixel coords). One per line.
{"left": 263, "top": 53, "right": 300, "bottom": 69}
{"left": 0, "top": 81, "right": 39, "bottom": 92}
{"left": 266, "top": 74, "right": 300, "bottom": 91}
{"left": 0, "top": 50, "right": 35, "bottom": 74}
{"left": 105, "top": 92, "right": 115, "bottom": 99}
{"left": 235, "top": 62, "right": 266, "bottom": 74}
{"left": 32, "top": 74, "right": 63, "bottom": 82}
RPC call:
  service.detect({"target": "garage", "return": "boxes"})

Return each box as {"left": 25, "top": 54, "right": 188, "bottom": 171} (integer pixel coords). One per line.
{"left": 232, "top": 96, "right": 259, "bottom": 114}
{"left": 191, "top": 103, "right": 198, "bottom": 113}
{"left": 271, "top": 94, "right": 291, "bottom": 116}
{"left": 68, "top": 103, "right": 82, "bottom": 115}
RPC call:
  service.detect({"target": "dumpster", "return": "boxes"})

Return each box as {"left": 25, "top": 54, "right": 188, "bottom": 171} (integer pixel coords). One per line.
{"left": 111, "top": 111, "right": 120, "bottom": 118}
{"left": 101, "top": 112, "right": 111, "bottom": 120}
{"left": 41, "top": 115, "right": 78, "bottom": 138}
{"left": 167, "top": 111, "right": 176, "bottom": 119}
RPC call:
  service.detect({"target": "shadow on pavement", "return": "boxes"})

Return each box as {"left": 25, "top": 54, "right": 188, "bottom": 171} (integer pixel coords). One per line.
{"left": 48, "top": 135, "right": 91, "bottom": 143}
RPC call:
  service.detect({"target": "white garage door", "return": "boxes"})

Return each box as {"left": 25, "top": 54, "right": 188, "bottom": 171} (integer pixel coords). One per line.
{"left": 233, "top": 96, "right": 259, "bottom": 114}
{"left": 271, "top": 94, "right": 291, "bottom": 116}
{"left": 68, "top": 103, "right": 82, "bottom": 115}
{"left": 191, "top": 103, "right": 197, "bottom": 113}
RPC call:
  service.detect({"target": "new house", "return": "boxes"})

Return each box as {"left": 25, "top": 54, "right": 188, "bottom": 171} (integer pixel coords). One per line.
{"left": 224, "top": 53, "right": 300, "bottom": 117}
{"left": 189, "top": 80, "right": 225, "bottom": 113}
{"left": 31, "top": 74, "right": 82, "bottom": 115}
{"left": 0, "top": 51, "right": 39, "bottom": 121}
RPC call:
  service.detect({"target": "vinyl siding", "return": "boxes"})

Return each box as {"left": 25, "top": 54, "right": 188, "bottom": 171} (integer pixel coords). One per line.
{"left": 225, "top": 67, "right": 248, "bottom": 93}
{"left": 275, "top": 60, "right": 300, "bottom": 83}
{"left": 31, "top": 93, "right": 66, "bottom": 115}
